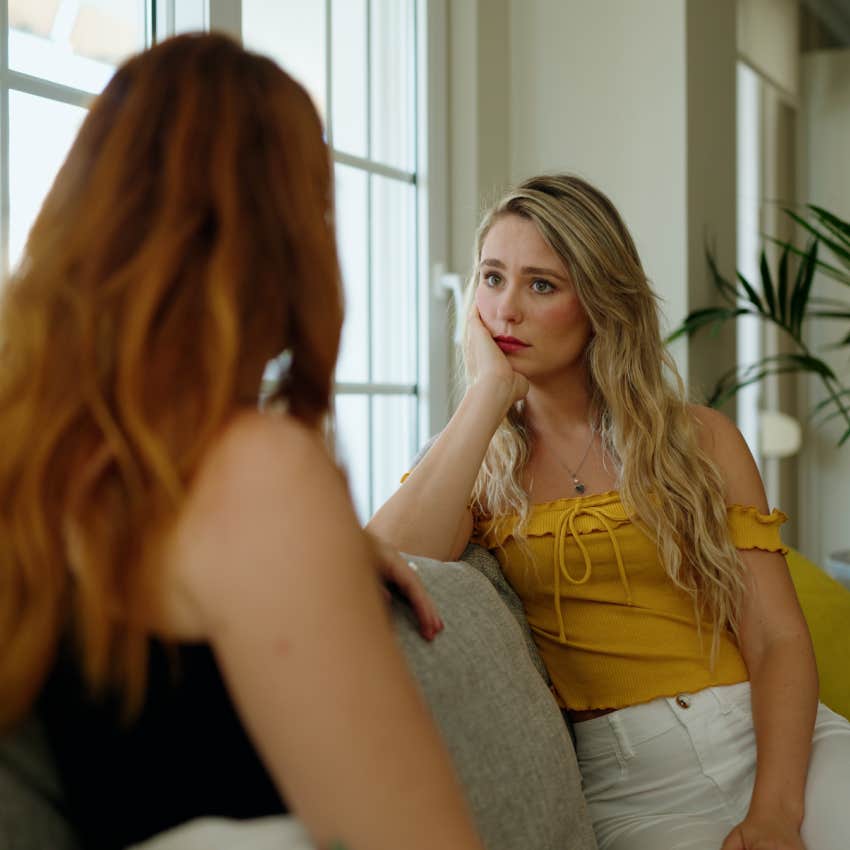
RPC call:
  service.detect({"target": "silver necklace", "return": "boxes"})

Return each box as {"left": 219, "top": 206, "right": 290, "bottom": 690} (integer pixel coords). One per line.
{"left": 552, "top": 431, "right": 595, "bottom": 494}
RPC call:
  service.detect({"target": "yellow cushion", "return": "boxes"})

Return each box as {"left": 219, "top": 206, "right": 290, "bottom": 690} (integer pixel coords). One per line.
{"left": 786, "top": 549, "right": 850, "bottom": 720}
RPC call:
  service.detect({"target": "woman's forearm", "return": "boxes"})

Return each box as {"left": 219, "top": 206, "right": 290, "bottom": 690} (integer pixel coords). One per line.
{"left": 747, "top": 636, "right": 819, "bottom": 825}
{"left": 368, "top": 378, "right": 515, "bottom": 560}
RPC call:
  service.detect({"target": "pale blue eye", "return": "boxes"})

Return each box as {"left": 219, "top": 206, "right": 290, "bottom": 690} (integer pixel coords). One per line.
{"left": 484, "top": 272, "right": 501, "bottom": 286}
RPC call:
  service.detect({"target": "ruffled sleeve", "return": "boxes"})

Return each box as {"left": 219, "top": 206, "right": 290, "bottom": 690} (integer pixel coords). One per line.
{"left": 727, "top": 505, "right": 788, "bottom": 554}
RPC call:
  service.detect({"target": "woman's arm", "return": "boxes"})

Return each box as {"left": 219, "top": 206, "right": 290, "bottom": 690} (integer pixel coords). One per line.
{"left": 171, "top": 412, "right": 485, "bottom": 850}
{"left": 368, "top": 312, "right": 527, "bottom": 561}
{"left": 695, "top": 407, "right": 817, "bottom": 850}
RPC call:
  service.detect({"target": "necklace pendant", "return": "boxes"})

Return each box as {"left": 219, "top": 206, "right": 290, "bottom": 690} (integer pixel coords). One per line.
{"left": 573, "top": 479, "right": 586, "bottom": 494}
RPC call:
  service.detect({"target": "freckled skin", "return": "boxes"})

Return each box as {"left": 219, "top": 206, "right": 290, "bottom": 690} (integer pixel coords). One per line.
{"left": 475, "top": 215, "right": 592, "bottom": 387}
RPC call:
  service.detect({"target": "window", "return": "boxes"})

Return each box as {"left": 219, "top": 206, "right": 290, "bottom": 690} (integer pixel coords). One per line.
{"left": 243, "top": 0, "right": 448, "bottom": 523}
{"left": 2, "top": 1, "right": 451, "bottom": 523}
{"left": 0, "top": 0, "right": 206, "bottom": 277}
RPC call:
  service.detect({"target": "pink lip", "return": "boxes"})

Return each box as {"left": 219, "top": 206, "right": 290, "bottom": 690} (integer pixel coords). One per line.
{"left": 494, "top": 335, "right": 530, "bottom": 354}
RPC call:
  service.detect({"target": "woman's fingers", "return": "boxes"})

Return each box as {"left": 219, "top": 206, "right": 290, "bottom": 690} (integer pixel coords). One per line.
{"left": 366, "top": 533, "right": 444, "bottom": 640}
{"left": 390, "top": 555, "right": 444, "bottom": 640}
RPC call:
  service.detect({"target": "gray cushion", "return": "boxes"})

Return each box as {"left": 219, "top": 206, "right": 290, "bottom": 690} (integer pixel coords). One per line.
{"left": 460, "top": 543, "right": 551, "bottom": 684}
{"left": 393, "top": 554, "right": 596, "bottom": 850}
{"left": 0, "top": 717, "right": 80, "bottom": 850}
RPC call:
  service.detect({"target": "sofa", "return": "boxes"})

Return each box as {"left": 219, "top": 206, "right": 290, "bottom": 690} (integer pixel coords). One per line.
{"left": 3, "top": 544, "right": 846, "bottom": 850}
{"left": 0, "top": 545, "right": 598, "bottom": 850}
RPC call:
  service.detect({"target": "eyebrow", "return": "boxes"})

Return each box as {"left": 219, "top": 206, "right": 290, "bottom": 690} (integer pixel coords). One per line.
{"left": 480, "top": 258, "right": 567, "bottom": 280}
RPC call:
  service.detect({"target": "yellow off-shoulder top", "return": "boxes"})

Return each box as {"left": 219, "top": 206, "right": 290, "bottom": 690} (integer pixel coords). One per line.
{"left": 473, "top": 491, "right": 788, "bottom": 711}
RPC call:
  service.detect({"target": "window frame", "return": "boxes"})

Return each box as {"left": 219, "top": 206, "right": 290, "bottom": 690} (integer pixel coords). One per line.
{"left": 319, "top": 0, "right": 450, "bottom": 518}
{"left": 0, "top": 0, "right": 214, "bottom": 278}
{"left": 0, "top": 0, "right": 451, "bottom": 520}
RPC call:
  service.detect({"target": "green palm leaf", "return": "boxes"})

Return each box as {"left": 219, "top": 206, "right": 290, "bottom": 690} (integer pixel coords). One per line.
{"left": 764, "top": 235, "right": 850, "bottom": 285}
{"left": 736, "top": 270, "right": 765, "bottom": 313}
{"left": 708, "top": 353, "right": 837, "bottom": 408}
{"left": 811, "top": 403, "right": 850, "bottom": 447}
{"left": 809, "top": 205, "right": 850, "bottom": 234}
{"left": 760, "top": 251, "right": 778, "bottom": 318}
{"left": 808, "top": 295, "right": 850, "bottom": 308}
{"left": 777, "top": 244, "right": 790, "bottom": 324}
{"left": 807, "top": 309, "right": 850, "bottom": 320}
{"left": 811, "top": 387, "right": 850, "bottom": 417}
{"left": 709, "top": 365, "right": 806, "bottom": 408}
{"left": 669, "top": 207, "right": 850, "bottom": 447}
{"left": 809, "top": 205, "right": 850, "bottom": 257}
{"left": 665, "top": 307, "right": 751, "bottom": 343}
{"left": 787, "top": 210, "right": 850, "bottom": 274}
{"left": 705, "top": 251, "right": 741, "bottom": 305}
{"left": 789, "top": 240, "right": 818, "bottom": 338}
{"left": 822, "top": 329, "right": 850, "bottom": 350}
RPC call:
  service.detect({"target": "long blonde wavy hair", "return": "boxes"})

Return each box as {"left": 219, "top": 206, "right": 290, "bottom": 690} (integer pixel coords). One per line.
{"left": 464, "top": 174, "right": 747, "bottom": 653}
{"left": 0, "top": 34, "right": 343, "bottom": 729}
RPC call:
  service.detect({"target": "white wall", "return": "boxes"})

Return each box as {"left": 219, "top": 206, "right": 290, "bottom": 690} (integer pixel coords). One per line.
{"left": 737, "top": 0, "right": 800, "bottom": 98}
{"left": 798, "top": 48, "right": 850, "bottom": 565}
{"left": 504, "top": 0, "right": 736, "bottom": 395}
{"left": 508, "top": 0, "right": 688, "bottom": 344}
{"left": 447, "top": 0, "right": 510, "bottom": 281}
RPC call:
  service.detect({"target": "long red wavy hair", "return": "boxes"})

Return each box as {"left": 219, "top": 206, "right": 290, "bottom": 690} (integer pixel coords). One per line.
{"left": 0, "top": 33, "right": 343, "bottom": 728}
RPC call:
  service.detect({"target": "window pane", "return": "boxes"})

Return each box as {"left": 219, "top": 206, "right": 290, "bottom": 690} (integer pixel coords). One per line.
{"left": 335, "top": 164, "right": 369, "bottom": 383}
{"left": 331, "top": 0, "right": 367, "bottom": 157}
{"left": 174, "top": 0, "right": 206, "bottom": 32}
{"left": 9, "top": 90, "right": 87, "bottom": 270}
{"left": 335, "top": 394, "right": 370, "bottom": 523}
{"left": 372, "top": 395, "right": 416, "bottom": 514}
{"left": 9, "top": 0, "right": 146, "bottom": 95}
{"left": 371, "top": 175, "right": 415, "bottom": 383}
{"left": 242, "top": 0, "right": 326, "bottom": 120}
{"left": 370, "top": 0, "right": 414, "bottom": 171}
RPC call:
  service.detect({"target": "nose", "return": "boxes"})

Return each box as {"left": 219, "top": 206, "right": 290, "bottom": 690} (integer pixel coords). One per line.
{"left": 495, "top": 285, "right": 523, "bottom": 324}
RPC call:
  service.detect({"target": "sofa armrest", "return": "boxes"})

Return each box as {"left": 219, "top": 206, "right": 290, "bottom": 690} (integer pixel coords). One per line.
{"left": 392, "top": 555, "right": 596, "bottom": 850}
{"left": 459, "top": 543, "right": 551, "bottom": 685}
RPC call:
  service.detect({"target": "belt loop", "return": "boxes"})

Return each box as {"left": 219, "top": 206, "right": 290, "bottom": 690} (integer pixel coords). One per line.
{"left": 608, "top": 713, "right": 636, "bottom": 763}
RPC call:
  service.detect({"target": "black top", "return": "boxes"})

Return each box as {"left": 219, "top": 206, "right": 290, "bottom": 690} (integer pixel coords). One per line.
{"left": 39, "top": 639, "right": 288, "bottom": 850}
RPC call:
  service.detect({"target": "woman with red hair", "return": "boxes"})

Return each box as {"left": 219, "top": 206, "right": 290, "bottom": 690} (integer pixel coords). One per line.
{"left": 0, "top": 33, "right": 483, "bottom": 850}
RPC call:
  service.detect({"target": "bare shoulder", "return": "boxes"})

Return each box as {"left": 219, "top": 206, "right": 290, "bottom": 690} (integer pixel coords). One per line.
{"left": 687, "top": 404, "right": 768, "bottom": 510}
{"left": 161, "top": 409, "right": 366, "bottom": 638}
{"left": 689, "top": 404, "right": 741, "bottom": 454}
{"left": 198, "top": 409, "right": 331, "bottom": 495}
{"left": 185, "top": 408, "right": 354, "bottom": 546}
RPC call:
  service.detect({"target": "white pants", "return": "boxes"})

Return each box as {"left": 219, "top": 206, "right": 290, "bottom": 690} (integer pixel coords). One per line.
{"left": 574, "top": 682, "right": 850, "bottom": 850}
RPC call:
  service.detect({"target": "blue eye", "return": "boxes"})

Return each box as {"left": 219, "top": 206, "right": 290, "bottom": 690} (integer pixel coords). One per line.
{"left": 531, "top": 279, "right": 554, "bottom": 293}
{"left": 483, "top": 272, "right": 502, "bottom": 286}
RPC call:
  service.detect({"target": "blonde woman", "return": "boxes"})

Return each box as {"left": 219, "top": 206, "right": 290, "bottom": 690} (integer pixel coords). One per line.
{"left": 0, "top": 33, "right": 485, "bottom": 850}
{"left": 370, "top": 174, "right": 850, "bottom": 850}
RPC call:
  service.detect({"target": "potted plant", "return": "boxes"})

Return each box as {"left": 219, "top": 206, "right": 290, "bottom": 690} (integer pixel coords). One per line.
{"left": 669, "top": 206, "right": 850, "bottom": 446}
